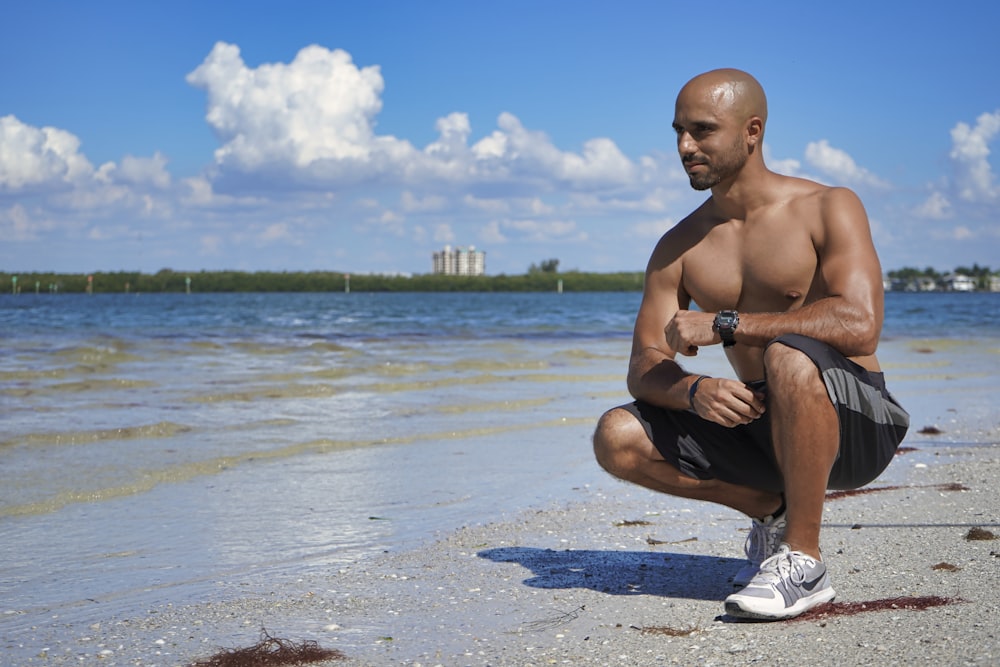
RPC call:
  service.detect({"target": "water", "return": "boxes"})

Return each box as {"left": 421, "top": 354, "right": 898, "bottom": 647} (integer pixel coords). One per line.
{"left": 1, "top": 291, "right": 998, "bottom": 647}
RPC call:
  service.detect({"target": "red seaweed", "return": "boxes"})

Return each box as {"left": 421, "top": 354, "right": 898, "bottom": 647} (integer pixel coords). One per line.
{"left": 791, "top": 595, "right": 961, "bottom": 622}
{"left": 825, "top": 482, "right": 969, "bottom": 501}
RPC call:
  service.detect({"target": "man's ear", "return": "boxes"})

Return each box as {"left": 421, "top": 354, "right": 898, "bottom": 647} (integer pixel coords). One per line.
{"left": 746, "top": 116, "right": 764, "bottom": 152}
{"left": 747, "top": 117, "right": 763, "bottom": 142}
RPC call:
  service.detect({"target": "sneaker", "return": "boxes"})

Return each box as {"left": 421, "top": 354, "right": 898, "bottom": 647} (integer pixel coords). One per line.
{"left": 732, "top": 507, "right": 787, "bottom": 589}
{"left": 725, "top": 544, "right": 836, "bottom": 620}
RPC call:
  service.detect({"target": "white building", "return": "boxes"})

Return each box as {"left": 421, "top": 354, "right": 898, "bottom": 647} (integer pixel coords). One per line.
{"left": 432, "top": 245, "right": 486, "bottom": 276}
{"left": 943, "top": 273, "right": 976, "bottom": 292}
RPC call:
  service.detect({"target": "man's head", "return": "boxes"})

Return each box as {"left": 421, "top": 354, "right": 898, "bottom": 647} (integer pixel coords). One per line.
{"left": 672, "top": 69, "right": 768, "bottom": 191}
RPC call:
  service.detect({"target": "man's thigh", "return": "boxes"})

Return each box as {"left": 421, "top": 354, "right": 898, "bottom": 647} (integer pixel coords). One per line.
{"left": 621, "top": 401, "right": 783, "bottom": 493}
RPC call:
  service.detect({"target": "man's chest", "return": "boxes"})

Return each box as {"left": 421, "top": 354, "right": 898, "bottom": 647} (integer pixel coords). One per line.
{"left": 682, "top": 219, "right": 820, "bottom": 312}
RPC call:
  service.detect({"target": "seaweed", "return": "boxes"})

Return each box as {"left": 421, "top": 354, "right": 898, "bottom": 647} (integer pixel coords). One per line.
{"left": 189, "top": 628, "right": 344, "bottom": 667}
{"left": 792, "top": 595, "right": 961, "bottom": 622}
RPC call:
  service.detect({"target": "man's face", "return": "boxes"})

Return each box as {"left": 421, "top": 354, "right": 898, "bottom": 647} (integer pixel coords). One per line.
{"left": 672, "top": 90, "right": 749, "bottom": 191}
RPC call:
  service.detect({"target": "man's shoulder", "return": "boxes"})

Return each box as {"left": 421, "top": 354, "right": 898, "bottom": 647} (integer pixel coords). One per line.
{"left": 775, "top": 176, "right": 863, "bottom": 219}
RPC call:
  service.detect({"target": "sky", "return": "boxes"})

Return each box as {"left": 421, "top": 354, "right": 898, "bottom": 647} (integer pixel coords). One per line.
{"left": 1, "top": 1, "right": 999, "bottom": 276}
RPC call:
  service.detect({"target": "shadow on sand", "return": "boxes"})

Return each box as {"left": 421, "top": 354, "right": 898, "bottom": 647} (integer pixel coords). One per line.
{"left": 478, "top": 547, "right": 743, "bottom": 601}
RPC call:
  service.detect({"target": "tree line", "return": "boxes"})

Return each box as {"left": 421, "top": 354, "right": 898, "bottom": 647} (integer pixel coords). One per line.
{"left": 1, "top": 269, "right": 645, "bottom": 294}
{"left": 4, "top": 264, "right": 995, "bottom": 295}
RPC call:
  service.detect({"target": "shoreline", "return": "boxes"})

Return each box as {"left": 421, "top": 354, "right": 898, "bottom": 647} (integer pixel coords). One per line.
{"left": 7, "top": 442, "right": 998, "bottom": 666}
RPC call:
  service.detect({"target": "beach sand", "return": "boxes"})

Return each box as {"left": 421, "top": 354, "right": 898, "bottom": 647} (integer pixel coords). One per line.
{"left": 10, "top": 442, "right": 998, "bottom": 666}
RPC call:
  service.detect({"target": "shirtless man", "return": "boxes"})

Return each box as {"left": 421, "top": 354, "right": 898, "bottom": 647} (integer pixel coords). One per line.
{"left": 592, "top": 69, "right": 910, "bottom": 620}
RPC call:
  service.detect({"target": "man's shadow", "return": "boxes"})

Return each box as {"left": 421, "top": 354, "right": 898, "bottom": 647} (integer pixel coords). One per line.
{"left": 478, "top": 547, "right": 743, "bottom": 601}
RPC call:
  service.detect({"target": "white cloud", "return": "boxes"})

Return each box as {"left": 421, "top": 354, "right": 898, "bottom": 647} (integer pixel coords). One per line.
{"left": 187, "top": 42, "right": 413, "bottom": 175}
{"left": 259, "top": 222, "right": 293, "bottom": 243}
{"left": 186, "top": 43, "right": 642, "bottom": 194}
{"left": 480, "top": 217, "right": 586, "bottom": 244}
{"left": 949, "top": 110, "right": 1000, "bottom": 202}
{"left": 804, "top": 140, "right": 889, "bottom": 189}
{"left": 0, "top": 115, "right": 94, "bottom": 191}
{"left": 913, "top": 191, "right": 952, "bottom": 219}
{"left": 115, "top": 153, "right": 171, "bottom": 189}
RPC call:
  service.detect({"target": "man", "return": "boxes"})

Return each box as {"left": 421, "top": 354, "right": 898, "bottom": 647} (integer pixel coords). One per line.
{"left": 592, "top": 69, "right": 910, "bottom": 620}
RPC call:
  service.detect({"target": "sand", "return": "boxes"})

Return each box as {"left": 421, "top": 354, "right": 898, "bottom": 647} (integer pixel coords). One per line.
{"left": 8, "top": 442, "right": 998, "bottom": 666}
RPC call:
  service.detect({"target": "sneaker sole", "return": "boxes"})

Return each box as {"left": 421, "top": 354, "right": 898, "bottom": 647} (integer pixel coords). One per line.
{"left": 725, "top": 587, "right": 836, "bottom": 620}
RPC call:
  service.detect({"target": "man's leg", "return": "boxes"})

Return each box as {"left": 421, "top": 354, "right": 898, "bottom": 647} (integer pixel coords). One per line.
{"left": 593, "top": 406, "right": 782, "bottom": 519}
{"left": 763, "top": 341, "right": 840, "bottom": 560}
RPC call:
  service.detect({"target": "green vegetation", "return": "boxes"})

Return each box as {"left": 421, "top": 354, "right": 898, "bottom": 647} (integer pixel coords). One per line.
{"left": 0, "top": 268, "right": 645, "bottom": 294}
{"left": 4, "top": 264, "right": 996, "bottom": 295}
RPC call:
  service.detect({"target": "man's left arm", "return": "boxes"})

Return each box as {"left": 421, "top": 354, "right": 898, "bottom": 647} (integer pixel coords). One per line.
{"left": 733, "top": 187, "right": 884, "bottom": 356}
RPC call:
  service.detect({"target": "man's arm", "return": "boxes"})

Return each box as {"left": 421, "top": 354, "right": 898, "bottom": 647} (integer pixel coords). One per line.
{"left": 626, "top": 246, "right": 693, "bottom": 409}
{"left": 628, "top": 234, "right": 765, "bottom": 426}
{"left": 734, "top": 188, "right": 883, "bottom": 356}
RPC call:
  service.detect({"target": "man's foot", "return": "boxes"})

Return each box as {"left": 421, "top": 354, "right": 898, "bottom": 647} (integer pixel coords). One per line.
{"left": 732, "top": 505, "right": 787, "bottom": 589}
{"left": 724, "top": 544, "right": 835, "bottom": 620}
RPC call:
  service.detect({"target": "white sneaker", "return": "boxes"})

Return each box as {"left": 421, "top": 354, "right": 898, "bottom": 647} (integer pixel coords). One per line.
{"left": 725, "top": 544, "right": 836, "bottom": 620}
{"left": 732, "top": 507, "right": 787, "bottom": 589}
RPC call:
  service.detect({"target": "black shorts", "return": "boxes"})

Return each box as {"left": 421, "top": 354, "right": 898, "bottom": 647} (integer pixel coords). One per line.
{"left": 622, "top": 334, "right": 910, "bottom": 493}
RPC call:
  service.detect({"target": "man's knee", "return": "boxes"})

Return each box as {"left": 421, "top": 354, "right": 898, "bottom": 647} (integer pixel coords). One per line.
{"left": 593, "top": 407, "right": 646, "bottom": 478}
{"left": 763, "top": 341, "right": 823, "bottom": 393}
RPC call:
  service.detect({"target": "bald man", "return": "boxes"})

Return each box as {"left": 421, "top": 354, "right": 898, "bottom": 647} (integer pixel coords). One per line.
{"left": 592, "top": 69, "right": 909, "bottom": 620}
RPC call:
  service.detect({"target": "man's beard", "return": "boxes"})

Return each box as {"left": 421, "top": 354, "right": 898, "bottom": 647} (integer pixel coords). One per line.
{"left": 685, "top": 139, "right": 748, "bottom": 191}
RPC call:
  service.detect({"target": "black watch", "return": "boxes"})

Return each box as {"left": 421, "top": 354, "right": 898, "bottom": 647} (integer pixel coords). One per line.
{"left": 714, "top": 310, "right": 739, "bottom": 347}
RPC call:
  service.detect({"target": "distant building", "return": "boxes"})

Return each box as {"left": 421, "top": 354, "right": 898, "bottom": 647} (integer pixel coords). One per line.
{"left": 943, "top": 273, "right": 976, "bottom": 292}
{"left": 432, "top": 245, "right": 486, "bottom": 276}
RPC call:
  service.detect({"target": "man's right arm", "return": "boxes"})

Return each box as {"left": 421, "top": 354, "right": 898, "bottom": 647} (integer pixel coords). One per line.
{"left": 626, "top": 247, "right": 699, "bottom": 410}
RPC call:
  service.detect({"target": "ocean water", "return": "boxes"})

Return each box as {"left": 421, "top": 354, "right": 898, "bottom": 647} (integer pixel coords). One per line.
{"left": 1, "top": 291, "right": 998, "bottom": 645}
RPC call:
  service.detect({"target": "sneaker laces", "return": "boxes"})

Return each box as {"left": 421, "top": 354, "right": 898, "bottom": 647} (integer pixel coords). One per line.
{"left": 757, "top": 546, "right": 815, "bottom": 585}
{"left": 743, "top": 520, "right": 771, "bottom": 565}
{"left": 743, "top": 511, "right": 786, "bottom": 566}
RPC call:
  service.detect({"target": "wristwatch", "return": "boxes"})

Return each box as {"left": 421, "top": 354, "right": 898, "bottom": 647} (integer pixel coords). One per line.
{"left": 714, "top": 310, "right": 739, "bottom": 347}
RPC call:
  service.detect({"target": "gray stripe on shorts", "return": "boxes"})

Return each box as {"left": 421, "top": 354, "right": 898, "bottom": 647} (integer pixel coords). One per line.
{"left": 821, "top": 367, "right": 909, "bottom": 428}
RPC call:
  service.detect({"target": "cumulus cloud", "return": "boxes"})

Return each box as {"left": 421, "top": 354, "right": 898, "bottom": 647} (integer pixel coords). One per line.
{"left": 187, "top": 42, "right": 414, "bottom": 180}
{"left": 949, "top": 110, "right": 1000, "bottom": 202}
{"left": 804, "top": 140, "right": 889, "bottom": 189}
{"left": 186, "top": 43, "right": 642, "bottom": 194}
{"left": 0, "top": 115, "right": 95, "bottom": 191}
{"left": 468, "top": 113, "right": 636, "bottom": 188}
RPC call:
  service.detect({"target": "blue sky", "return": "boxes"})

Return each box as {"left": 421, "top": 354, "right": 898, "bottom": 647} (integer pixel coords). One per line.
{"left": 2, "top": 1, "right": 998, "bottom": 276}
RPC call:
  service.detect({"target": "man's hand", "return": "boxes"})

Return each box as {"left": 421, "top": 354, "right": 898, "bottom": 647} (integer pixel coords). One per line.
{"left": 665, "top": 310, "right": 719, "bottom": 356}
{"left": 691, "top": 377, "right": 766, "bottom": 426}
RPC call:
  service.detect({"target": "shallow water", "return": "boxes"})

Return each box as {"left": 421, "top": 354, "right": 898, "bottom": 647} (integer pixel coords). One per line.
{"left": 1, "top": 291, "right": 998, "bottom": 648}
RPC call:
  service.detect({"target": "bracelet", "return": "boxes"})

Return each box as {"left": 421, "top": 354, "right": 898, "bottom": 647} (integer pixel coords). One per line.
{"left": 688, "top": 375, "right": 710, "bottom": 412}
